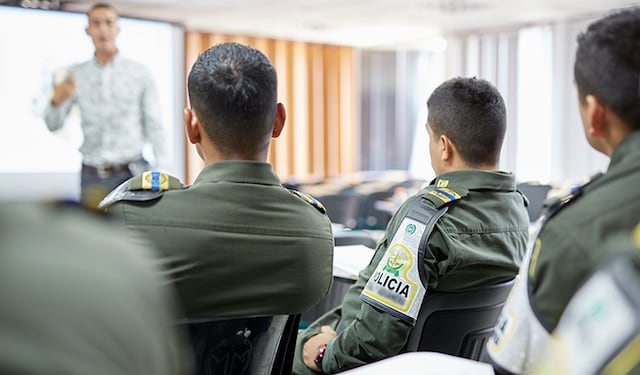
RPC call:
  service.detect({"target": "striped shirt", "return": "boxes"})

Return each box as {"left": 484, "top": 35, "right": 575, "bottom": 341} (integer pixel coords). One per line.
{"left": 44, "top": 53, "right": 166, "bottom": 167}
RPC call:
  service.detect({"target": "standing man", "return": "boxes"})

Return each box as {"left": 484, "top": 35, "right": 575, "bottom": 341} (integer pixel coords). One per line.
{"left": 294, "top": 77, "right": 530, "bottom": 374}
{"left": 100, "top": 42, "right": 334, "bottom": 319}
{"left": 45, "top": 3, "right": 166, "bottom": 208}
{"left": 487, "top": 7, "right": 640, "bottom": 374}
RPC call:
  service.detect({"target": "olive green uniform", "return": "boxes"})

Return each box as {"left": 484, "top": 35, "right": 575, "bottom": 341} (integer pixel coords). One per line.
{"left": 531, "top": 130, "right": 640, "bottom": 330}
{"left": 533, "top": 226, "right": 640, "bottom": 375}
{"left": 293, "top": 170, "right": 529, "bottom": 374}
{"left": 106, "top": 160, "right": 334, "bottom": 319}
{"left": 0, "top": 202, "right": 188, "bottom": 375}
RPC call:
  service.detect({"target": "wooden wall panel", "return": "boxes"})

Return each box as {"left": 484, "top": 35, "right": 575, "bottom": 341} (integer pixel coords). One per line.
{"left": 183, "top": 31, "right": 356, "bottom": 183}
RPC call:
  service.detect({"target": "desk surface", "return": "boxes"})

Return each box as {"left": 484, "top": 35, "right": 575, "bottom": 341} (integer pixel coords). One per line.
{"left": 340, "top": 352, "right": 495, "bottom": 375}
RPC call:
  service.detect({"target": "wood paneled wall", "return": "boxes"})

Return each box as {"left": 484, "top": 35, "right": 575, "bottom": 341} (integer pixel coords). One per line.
{"left": 183, "top": 32, "right": 357, "bottom": 184}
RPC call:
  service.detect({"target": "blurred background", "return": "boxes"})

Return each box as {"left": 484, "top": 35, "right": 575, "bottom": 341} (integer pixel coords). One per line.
{"left": 0, "top": 0, "right": 635, "bottom": 219}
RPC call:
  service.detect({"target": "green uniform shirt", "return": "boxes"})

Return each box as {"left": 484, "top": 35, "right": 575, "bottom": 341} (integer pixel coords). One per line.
{"left": 530, "top": 130, "right": 640, "bottom": 330}
{"left": 0, "top": 202, "right": 187, "bottom": 375}
{"left": 108, "top": 160, "right": 334, "bottom": 319}
{"left": 294, "top": 170, "right": 529, "bottom": 374}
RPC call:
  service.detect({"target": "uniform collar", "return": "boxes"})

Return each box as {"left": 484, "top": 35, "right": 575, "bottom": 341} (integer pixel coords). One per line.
{"left": 608, "top": 130, "right": 640, "bottom": 172}
{"left": 430, "top": 170, "right": 517, "bottom": 192}
{"left": 193, "top": 160, "right": 282, "bottom": 186}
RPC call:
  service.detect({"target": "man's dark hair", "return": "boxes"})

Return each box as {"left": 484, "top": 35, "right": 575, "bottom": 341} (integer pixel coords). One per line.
{"left": 427, "top": 77, "right": 506, "bottom": 167}
{"left": 187, "top": 42, "right": 278, "bottom": 156}
{"left": 574, "top": 6, "right": 640, "bottom": 130}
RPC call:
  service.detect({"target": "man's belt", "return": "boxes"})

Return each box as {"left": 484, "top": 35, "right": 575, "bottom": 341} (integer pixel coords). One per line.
{"left": 82, "top": 158, "right": 141, "bottom": 178}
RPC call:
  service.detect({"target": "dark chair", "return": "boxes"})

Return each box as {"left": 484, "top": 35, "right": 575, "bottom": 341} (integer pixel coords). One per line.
{"left": 356, "top": 190, "right": 394, "bottom": 230}
{"left": 180, "top": 313, "right": 301, "bottom": 375}
{"left": 333, "top": 228, "right": 378, "bottom": 249}
{"left": 317, "top": 193, "right": 363, "bottom": 229}
{"left": 517, "top": 182, "right": 552, "bottom": 222}
{"left": 404, "top": 278, "right": 516, "bottom": 361}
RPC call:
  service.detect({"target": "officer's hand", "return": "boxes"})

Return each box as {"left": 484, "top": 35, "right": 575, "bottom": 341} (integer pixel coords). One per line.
{"left": 51, "top": 73, "right": 75, "bottom": 106}
{"left": 303, "top": 325, "right": 337, "bottom": 372}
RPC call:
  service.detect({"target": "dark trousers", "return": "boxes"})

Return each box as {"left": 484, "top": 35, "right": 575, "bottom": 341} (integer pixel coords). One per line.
{"left": 80, "top": 159, "right": 149, "bottom": 208}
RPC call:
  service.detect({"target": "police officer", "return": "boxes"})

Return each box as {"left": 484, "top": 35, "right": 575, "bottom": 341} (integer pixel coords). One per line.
{"left": 294, "top": 77, "right": 530, "bottom": 374}
{"left": 486, "top": 7, "right": 640, "bottom": 374}
{"left": 0, "top": 202, "right": 188, "bottom": 375}
{"left": 532, "top": 224, "right": 640, "bottom": 375}
{"left": 100, "top": 42, "right": 334, "bottom": 319}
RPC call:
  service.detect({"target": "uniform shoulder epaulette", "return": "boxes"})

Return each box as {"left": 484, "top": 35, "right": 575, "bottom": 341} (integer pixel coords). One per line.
{"left": 289, "top": 189, "right": 327, "bottom": 215}
{"left": 542, "top": 172, "right": 603, "bottom": 218}
{"left": 98, "top": 171, "right": 185, "bottom": 209}
{"left": 423, "top": 178, "right": 469, "bottom": 208}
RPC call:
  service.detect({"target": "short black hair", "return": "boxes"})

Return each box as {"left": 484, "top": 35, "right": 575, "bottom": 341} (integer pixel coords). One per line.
{"left": 574, "top": 6, "right": 640, "bottom": 130}
{"left": 187, "top": 42, "right": 278, "bottom": 156}
{"left": 426, "top": 77, "right": 506, "bottom": 167}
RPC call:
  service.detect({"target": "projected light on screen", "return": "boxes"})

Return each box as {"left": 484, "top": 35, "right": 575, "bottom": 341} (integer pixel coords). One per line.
{"left": 0, "top": 6, "right": 184, "bottom": 200}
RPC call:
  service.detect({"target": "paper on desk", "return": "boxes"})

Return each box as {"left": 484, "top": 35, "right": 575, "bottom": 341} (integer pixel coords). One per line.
{"left": 340, "top": 352, "right": 495, "bottom": 375}
{"left": 333, "top": 244, "right": 376, "bottom": 280}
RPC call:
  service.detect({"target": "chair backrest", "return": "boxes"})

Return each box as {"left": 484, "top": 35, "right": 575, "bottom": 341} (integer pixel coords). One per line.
{"left": 317, "top": 193, "right": 363, "bottom": 229}
{"left": 404, "top": 279, "right": 516, "bottom": 361}
{"left": 180, "top": 313, "right": 301, "bottom": 375}
{"left": 333, "top": 229, "right": 378, "bottom": 249}
{"left": 516, "top": 182, "right": 552, "bottom": 222}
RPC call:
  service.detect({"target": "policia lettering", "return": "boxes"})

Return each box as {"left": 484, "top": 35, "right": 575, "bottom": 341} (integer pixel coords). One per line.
{"left": 361, "top": 199, "right": 449, "bottom": 325}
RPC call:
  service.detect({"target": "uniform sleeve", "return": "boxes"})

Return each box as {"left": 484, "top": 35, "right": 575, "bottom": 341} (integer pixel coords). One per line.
{"left": 139, "top": 67, "right": 169, "bottom": 170}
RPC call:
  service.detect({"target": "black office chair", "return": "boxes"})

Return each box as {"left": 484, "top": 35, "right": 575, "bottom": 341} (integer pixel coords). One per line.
{"left": 180, "top": 313, "right": 301, "bottom": 375}
{"left": 333, "top": 228, "right": 378, "bottom": 249}
{"left": 517, "top": 182, "right": 552, "bottom": 222}
{"left": 404, "top": 278, "right": 516, "bottom": 361}
{"left": 317, "top": 193, "right": 363, "bottom": 229}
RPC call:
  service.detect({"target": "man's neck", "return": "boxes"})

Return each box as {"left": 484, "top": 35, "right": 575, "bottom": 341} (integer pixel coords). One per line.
{"left": 94, "top": 49, "right": 117, "bottom": 65}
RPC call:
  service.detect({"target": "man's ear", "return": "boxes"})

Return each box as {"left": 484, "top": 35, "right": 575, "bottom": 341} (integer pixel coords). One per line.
{"left": 440, "top": 134, "right": 455, "bottom": 162}
{"left": 584, "top": 95, "right": 606, "bottom": 137}
{"left": 272, "top": 103, "right": 286, "bottom": 138}
{"left": 183, "top": 107, "right": 201, "bottom": 145}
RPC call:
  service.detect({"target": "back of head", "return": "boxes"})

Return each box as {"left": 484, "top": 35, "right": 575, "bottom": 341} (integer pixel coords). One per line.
{"left": 187, "top": 42, "right": 278, "bottom": 157}
{"left": 574, "top": 6, "right": 640, "bottom": 130}
{"left": 427, "top": 77, "right": 506, "bottom": 167}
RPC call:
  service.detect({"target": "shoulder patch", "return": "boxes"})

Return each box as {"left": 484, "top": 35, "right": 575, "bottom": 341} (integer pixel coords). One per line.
{"left": 97, "top": 171, "right": 185, "bottom": 209}
{"left": 289, "top": 190, "right": 327, "bottom": 215}
{"left": 424, "top": 185, "right": 468, "bottom": 208}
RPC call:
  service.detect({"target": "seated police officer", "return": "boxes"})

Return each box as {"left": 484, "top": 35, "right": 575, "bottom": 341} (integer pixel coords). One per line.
{"left": 294, "top": 77, "right": 530, "bottom": 374}
{"left": 532, "top": 225, "right": 640, "bottom": 375}
{"left": 100, "top": 42, "right": 334, "bottom": 319}
{"left": 486, "top": 7, "right": 640, "bottom": 374}
{"left": 0, "top": 201, "right": 188, "bottom": 375}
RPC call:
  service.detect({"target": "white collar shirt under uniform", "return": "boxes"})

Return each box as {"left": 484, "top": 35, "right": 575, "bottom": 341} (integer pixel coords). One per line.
{"left": 44, "top": 53, "right": 166, "bottom": 167}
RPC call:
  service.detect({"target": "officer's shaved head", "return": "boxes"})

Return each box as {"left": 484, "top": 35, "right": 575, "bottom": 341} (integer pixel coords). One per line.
{"left": 187, "top": 42, "right": 278, "bottom": 157}
{"left": 427, "top": 77, "right": 506, "bottom": 167}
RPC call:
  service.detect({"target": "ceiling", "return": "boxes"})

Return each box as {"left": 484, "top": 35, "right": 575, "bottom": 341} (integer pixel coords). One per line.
{"left": 55, "top": 0, "right": 640, "bottom": 49}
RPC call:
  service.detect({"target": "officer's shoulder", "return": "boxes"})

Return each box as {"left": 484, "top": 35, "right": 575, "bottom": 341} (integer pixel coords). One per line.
{"left": 288, "top": 189, "right": 327, "bottom": 215}
{"left": 542, "top": 172, "right": 603, "bottom": 217}
{"left": 421, "top": 179, "right": 469, "bottom": 208}
{"left": 98, "top": 171, "right": 185, "bottom": 209}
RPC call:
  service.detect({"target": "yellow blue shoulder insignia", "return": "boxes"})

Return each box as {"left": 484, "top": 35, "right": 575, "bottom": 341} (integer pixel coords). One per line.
{"left": 97, "top": 171, "right": 185, "bottom": 209}
{"left": 424, "top": 179, "right": 468, "bottom": 208}
{"left": 289, "top": 189, "right": 327, "bottom": 215}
